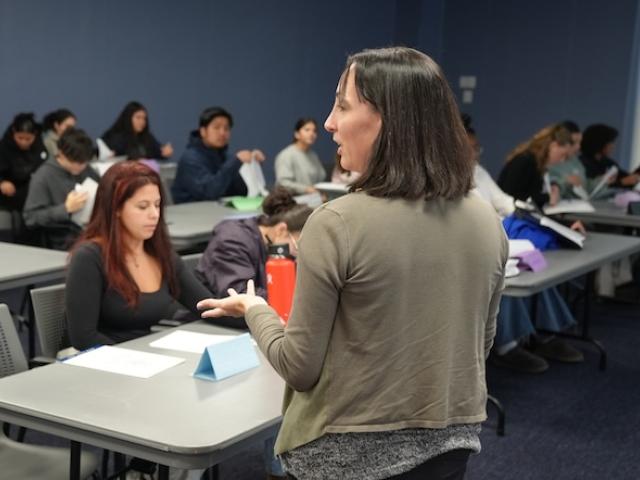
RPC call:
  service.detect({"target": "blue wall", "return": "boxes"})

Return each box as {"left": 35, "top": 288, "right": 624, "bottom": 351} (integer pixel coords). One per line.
{"left": 440, "top": 0, "right": 639, "bottom": 176}
{"left": 0, "top": 0, "right": 638, "bottom": 181}
{"left": 0, "top": 0, "right": 396, "bottom": 181}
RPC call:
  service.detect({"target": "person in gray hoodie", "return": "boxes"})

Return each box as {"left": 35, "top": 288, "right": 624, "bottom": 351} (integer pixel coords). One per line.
{"left": 23, "top": 128, "right": 99, "bottom": 250}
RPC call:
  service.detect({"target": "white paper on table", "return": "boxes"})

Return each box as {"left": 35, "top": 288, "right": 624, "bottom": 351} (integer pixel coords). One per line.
{"left": 543, "top": 199, "right": 595, "bottom": 215}
{"left": 508, "top": 239, "right": 536, "bottom": 258}
{"left": 314, "top": 182, "right": 349, "bottom": 193}
{"left": 149, "top": 330, "right": 241, "bottom": 354}
{"left": 239, "top": 160, "right": 268, "bottom": 197}
{"left": 293, "top": 192, "right": 323, "bottom": 208}
{"left": 71, "top": 177, "right": 99, "bottom": 226}
{"left": 62, "top": 346, "right": 184, "bottom": 378}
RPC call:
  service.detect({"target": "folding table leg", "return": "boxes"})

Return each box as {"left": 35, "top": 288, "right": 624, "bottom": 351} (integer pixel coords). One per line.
{"left": 158, "top": 464, "right": 170, "bottom": 480}
{"left": 487, "top": 395, "right": 506, "bottom": 436}
{"left": 70, "top": 440, "right": 82, "bottom": 480}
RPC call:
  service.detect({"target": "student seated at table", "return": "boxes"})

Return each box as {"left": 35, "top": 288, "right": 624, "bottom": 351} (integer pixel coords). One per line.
{"left": 101, "top": 101, "right": 173, "bottom": 160}
{"left": 41, "top": 108, "right": 77, "bottom": 159}
{"left": 23, "top": 128, "right": 100, "bottom": 250}
{"left": 196, "top": 186, "right": 313, "bottom": 312}
{"left": 465, "top": 115, "right": 583, "bottom": 371}
{"left": 0, "top": 113, "right": 48, "bottom": 214}
{"left": 580, "top": 124, "right": 640, "bottom": 188}
{"left": 172, "top": 106, "right": 265, "bottom": 203}
{"left": 498, "top": 124, "right": 573, "bottom": 209}
{"left": 547, "top": 121, "right": 593, "bottom": 199}
{"left": 275, "top": 118, "right": 326, "bottom": 194}
{"left": 66, "top": 161, "right": 210, "bottom": 350}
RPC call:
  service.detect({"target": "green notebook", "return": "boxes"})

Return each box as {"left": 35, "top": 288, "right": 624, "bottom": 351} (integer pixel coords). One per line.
{"left": 227, "top": 196, "right": 264, "bottom": 211}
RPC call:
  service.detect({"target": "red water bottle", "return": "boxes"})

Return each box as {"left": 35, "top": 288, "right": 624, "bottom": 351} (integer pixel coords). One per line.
{"left": 266, "top": 244, "right": 296, "bottom": 324}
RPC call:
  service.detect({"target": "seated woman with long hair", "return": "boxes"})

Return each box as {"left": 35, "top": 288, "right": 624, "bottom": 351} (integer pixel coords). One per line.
{"left": 101, "top": 101, "right": 173, "bottom": 160}
{"left": 66, "top": 161, "right": 210, "bottom": 350}
{"left": 498, "top": 124, "right": 573, "bottom": 209}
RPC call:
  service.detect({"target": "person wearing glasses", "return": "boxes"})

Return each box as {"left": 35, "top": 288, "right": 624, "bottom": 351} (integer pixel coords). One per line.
{"left": 198, "top": 47, "right": 507, "bottom": 480}
{"left": 195, "top": 186, "right": 312, "bottom": 327}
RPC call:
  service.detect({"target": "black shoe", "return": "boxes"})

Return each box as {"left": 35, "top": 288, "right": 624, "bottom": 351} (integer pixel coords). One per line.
{"left": 527, "top": 337, "right": 584, "bottom": 363}
{"left": 490, "top": 346, "right": 549, "bottom": 373}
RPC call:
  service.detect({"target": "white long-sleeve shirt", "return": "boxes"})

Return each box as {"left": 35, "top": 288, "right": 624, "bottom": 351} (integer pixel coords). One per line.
{"left": 472, "top": 164, "right": 515, "bottom": 217}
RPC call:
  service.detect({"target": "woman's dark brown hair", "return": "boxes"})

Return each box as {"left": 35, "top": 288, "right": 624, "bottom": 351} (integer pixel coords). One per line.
{"left": 258, "top": 187, "right": 313, "bottom": 232}
{"left": 341, "top": 47, "right": 474, "bottom": 200}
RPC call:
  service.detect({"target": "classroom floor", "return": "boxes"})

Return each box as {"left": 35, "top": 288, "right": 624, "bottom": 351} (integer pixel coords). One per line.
{"left": 6, "top": 292, "right": 640, "bottom": 479}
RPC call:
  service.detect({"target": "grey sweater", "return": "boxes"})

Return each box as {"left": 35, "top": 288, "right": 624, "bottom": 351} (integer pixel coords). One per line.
{"left": 275, "top": 144, "right": 326, "bottom": 194}
{"left": 246, "top": 192, "right": 508, "bottom": 456}
{"left": 23, "top": 158, "right": 100, "bottom": 250}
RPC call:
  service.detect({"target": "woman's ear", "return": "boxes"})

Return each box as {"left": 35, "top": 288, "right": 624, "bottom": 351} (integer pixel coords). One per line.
{"left": 274, "top": 221, "right": 288, "bottom": 238}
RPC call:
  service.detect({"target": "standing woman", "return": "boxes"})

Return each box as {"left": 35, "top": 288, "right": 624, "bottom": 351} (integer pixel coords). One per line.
{"left": 275, "top": 118, "right": 326, "bottom": 194}
{"left": 101, "top": 101, "right": 173, "bottom": 160}
{"left": 498, "top": 124, "right": 573, "bottom": 208}
{"left": 66, "top": 162, "right": 210, "bottom": 350}
{"left": 0, "top": 113, "right": 48, "bottom": 213}
{"left": 41, "top": 108, "right": 77, "bottom": 158}
{"left": 199, "top": 47, "right": 507, "bottom": 480}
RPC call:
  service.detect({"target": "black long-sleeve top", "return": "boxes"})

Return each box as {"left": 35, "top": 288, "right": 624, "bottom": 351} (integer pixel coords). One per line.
{"left": 497, "top": 152, "right": 549, "bottom": 208}
{"left": 102, "top": 131, "right": 163, "bottom": 160}
{"left": 66, "top": 242, "right": 211, "bottom": 350}
{"left": 0, "top": 132, "right": 48, "bottom": 211}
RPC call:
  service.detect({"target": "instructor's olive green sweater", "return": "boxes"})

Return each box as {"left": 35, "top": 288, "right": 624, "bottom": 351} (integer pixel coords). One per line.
{"left": 246, "top": 192, "right": 508, "bottom": 455}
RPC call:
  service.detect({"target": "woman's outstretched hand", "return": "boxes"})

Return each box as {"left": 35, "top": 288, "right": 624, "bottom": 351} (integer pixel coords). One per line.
{"left": 197, "top": 280, "right": 267, "bottom": 318}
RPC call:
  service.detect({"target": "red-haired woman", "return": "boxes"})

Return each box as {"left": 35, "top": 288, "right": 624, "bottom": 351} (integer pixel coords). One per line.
{"left": 66, "top": 161, "right": 210, "bottom": 350}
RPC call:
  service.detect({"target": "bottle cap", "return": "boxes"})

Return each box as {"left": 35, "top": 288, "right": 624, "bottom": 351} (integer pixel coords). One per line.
{"left": 268, "top": 243, "right": 290, "bottom": 257}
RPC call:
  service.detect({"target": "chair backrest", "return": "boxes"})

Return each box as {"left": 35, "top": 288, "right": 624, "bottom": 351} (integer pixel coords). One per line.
{"left": 181, "top": 252, "right": 203, "bottom": 273}
{"left": 30, "top": 284, "right": 67, "bottom": 359}
{"left": 0, "top": 304, "right": 28, "bottom": 378}
{"left": 0, "top": 209, "right": 13, "bottom": 231}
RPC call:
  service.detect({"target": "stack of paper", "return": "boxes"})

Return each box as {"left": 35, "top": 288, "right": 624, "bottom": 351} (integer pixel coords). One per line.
{"left": 508, "top": 239, "right": 536, "bottom": 257}
{"left": 71, "top": 177, "right": 99, "bottom": 226}
{"left": 543, "top": 200, "right": 595, "bottom": 215}
{"left": 240, "top": 160, "right": 269, "bottom": 197}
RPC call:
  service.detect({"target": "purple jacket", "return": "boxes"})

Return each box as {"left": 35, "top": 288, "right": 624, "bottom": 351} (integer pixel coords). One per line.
{"left": 196, "top": 217, "right": 268, "bottom": 299}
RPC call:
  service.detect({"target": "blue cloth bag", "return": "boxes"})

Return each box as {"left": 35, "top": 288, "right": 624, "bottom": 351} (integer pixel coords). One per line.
{"left": 502, "top": 214, "right": 561, "bottom": 251}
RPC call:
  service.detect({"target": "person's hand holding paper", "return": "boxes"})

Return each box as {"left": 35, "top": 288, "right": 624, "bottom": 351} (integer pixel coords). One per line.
{"left": 71, "top": 177, "right": 99, "bottom": 226}
{"left": 65, "top": 190, "right": 88, "bottom": 213}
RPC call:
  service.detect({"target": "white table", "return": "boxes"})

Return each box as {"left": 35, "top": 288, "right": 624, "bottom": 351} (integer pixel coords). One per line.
{"left": 504, "top": 232, "right": 640, "bottom": 370}
{"left": 0, "top": 322, "right": 284, "bottom": 479}
{"left": 165, "top": 202, "right": 259, "bottom": 251}
{"left": 557, "top": 200, "right": 640, "bottom": 229}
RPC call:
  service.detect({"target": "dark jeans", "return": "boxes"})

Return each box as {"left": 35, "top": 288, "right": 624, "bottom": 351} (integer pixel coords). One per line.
{"left": 286, "top": 448, "right": 472, "bottom": 480}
